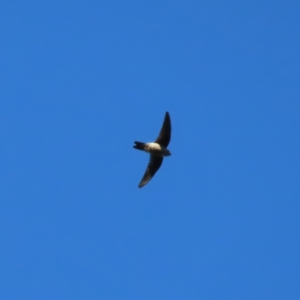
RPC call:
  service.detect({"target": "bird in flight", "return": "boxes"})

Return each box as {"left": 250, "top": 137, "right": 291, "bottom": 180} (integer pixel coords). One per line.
{"left": 133, "top": 112, "right": 171, "bottom": 188}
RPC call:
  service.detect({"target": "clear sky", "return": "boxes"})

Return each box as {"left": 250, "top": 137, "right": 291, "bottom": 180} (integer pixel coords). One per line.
{"left": 1, "top": 1, "right": 299, "bottom": 299}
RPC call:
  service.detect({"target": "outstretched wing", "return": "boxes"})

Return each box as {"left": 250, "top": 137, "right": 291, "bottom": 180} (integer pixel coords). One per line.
{"left": 138, "top": 156, "right": 163, "bottom": 188}
{"left": 155, "top": 112, "right": 171, "bottom": 147}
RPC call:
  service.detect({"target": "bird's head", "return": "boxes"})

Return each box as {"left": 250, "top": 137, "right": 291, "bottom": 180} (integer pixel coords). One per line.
{"left": 165, "top": 149, "right": 171, "bottom": 156}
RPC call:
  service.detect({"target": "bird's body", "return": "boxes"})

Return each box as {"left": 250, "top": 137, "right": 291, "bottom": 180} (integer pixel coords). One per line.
{"left": 133, "top": 112, "right": 171, "bottom": 188}
{"left": 134, "top": 142, "right": 171, "bottom": 156}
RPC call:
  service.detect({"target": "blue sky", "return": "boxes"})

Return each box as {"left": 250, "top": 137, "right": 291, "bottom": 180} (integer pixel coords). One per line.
{"left": 1, "top": 1, "right": 299, "bottom": 299}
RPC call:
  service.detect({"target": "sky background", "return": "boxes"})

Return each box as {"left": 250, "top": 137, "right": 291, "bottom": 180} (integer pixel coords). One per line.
{"left": 1, "top": 1, "right": 300, "bottom": 299}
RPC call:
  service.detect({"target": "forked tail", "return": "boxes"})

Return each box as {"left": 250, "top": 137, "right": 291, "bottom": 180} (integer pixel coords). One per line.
{"left": 133, "top": 141, "right": 146, "bottom": 151}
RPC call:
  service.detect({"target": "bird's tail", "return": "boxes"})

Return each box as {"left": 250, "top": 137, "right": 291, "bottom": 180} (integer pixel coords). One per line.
{"left": 133, "top": 141, "right": 146, "bottom": 151}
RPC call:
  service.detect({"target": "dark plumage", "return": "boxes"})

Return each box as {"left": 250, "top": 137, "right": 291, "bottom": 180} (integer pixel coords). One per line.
{"left": 133, "top": 141, "right": 146, "bottom": 151}
{"left": 133, "top": 112, "right": 172, "bottom": 188}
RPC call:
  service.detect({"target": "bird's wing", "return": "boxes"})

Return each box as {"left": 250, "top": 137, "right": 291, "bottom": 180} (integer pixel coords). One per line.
{"left": 138, "top": 156, "right": 163, "bottom": 188}
{"left": 154, "top": 112, "right": 171, "bottom": 147}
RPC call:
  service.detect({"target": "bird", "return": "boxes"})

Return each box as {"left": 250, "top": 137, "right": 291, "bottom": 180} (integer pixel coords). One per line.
{"left": 133, "top": 112, "right": 171, "bottom": 188}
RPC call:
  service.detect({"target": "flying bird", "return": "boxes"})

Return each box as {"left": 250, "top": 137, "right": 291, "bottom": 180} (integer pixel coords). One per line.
{"left": 133, "top": 112, "right": 171, "bottom": 188}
